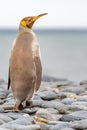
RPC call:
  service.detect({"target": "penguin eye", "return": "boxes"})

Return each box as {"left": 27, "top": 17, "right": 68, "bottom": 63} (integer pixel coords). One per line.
{"left": 28, "top": 19, "right": 31, "bottom": 22}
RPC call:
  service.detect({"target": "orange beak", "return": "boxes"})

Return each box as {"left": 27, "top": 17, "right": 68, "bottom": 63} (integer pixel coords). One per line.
{"left": 33, "top": 13, "right": 48, "bottom": 21}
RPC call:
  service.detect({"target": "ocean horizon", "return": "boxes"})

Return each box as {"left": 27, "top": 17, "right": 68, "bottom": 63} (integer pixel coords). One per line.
{"left": 0, "top": 28, "right": 87, "bottom": 82}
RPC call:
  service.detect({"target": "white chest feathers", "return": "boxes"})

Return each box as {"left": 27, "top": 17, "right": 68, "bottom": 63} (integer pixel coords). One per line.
{"left": 31, "top": 31, "right": 41, "bottom": 59}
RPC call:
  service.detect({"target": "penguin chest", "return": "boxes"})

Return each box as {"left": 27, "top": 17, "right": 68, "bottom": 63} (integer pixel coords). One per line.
{"left": 32, "top": 40, "right": 41, "bottom": 59}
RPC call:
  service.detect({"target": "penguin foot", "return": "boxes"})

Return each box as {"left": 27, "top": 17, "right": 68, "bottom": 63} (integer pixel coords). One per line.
{"left": 13, "top": 105, "right": 19, "bottom": 112}
{"left": 26, "top": 100, "right": 33, "bottom": 108}
{"left": 13, "top": 103, "right": 23, "bottom": 112}
{"left": 18, "top": 103, "right": 24, "bottom": 110}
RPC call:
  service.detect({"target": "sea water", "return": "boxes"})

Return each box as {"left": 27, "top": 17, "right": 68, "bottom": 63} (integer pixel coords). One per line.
{"left": 0, "top": 29, "right": 87, "bottom": 82}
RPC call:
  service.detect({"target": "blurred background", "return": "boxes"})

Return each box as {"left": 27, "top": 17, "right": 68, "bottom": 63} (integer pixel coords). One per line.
{"left": 0, "top": 0, "right": 87, "bottom": 82}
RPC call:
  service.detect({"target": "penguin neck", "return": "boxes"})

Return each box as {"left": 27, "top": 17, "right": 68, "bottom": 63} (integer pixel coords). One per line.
{"left": 19, "top": 25, "right": 36, "bottom": 36}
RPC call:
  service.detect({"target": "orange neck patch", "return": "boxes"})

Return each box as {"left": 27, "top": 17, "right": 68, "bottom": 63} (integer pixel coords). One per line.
{"left": 20, "top": 20, "right": 27, "bottom": 27}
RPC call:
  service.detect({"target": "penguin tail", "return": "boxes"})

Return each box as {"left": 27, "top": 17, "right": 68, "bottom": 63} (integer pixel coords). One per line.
{"left": 8, "top": 67, "right": 10, "bottom": 90}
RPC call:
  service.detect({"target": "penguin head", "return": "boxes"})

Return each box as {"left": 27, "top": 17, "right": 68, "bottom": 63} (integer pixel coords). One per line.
{"left": 20, "top": 13, "right": 48, "bottom": 30}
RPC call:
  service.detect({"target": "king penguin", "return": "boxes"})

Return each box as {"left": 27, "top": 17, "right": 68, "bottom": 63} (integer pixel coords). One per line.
{"left": 8, "top": 13, "right": 47, "bottom": 111}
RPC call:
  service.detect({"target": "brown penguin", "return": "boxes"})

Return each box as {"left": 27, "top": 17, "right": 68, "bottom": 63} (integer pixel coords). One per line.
{"left": 8, "top": 13, "right": 47, "bottom": 111}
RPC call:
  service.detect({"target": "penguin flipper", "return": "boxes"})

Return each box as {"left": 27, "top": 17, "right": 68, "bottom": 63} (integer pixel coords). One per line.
{"left": 8, "top": 66, "right": 10, "bottom": 90}
{"left": 34, "top": 57, "right": 42, "bottom": 91}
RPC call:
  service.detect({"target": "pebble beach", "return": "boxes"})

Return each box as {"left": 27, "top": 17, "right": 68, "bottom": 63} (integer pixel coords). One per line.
{"left": 0, "top": 76, "right": 87, "bottom": 130}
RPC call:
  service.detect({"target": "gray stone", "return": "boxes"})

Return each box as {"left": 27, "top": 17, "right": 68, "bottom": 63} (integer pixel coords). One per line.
{"left": 36, "top": 108, "right": 61, "bottom": 121}
{"left": 61, "top": 86, "right": 85, "bottom": 95}
{"left": 0, "top": 91, "right": 8, "bottom": 99}
{"left": 37, "top": 90, "right": 57, "bottom": 100}
{"left": 80, "top": 80, "right": 87, "bottom": 85}
{"left": 0, "top": 84, "right": 7, "bottom": 88}
{"left": 77, "top": 95, "right": 87, "bottom": 102}
{"left": 7, "top": 93, "right": 13, "bottom": 98}
{"left": 42, "top": 75, "right": 66, "bottom": 82}
{"left": 8, "top": 114, "right": 33, "bottom": 125}
{"left": 4, "top": 98, "right": 15, "bottom": 103}
{"left": 0, "top": 119, "right": 5, "bottom": 125}
{"left": 55, "top": 80, "right": 72, "bottom": 87}
{"left": 0, "top": 128, "right": 10, "bottom": 130}
{"left": 33, "top": 99, "right": 66, "bottom": 115}
{"left": 49, "top": 122, "right": 71, "bottom": 130}
{"left": 33, "top": 93, "right": 42, "bottom": 100}
{"left": 0, "top": 79, "right": 5, "bottom": 84}
{"left": 40, "top": 122, "right": 73, "bottom": 130}
{"left": 62, "top": 98, "right": 76, "bottom": 105}
{"left": 60, "top": 128, "right": 75, "bottom": 130}
{"left": 21, "top": 108, "right": 38, "bottom": 114}
{"left": 41, "top": 79, "right": 72, "bottom": 88}
{"left": 48, "top": 121, "right": 63, "bottom": 125}
{"left": 61, "top": 111, "right": 87, "bottom": 121}
{"left": 40, "top": 100, "right": 67, "bottom": 114}
{"left": 57, "top": 92, "right": 77, "bottom": 99}
{"left": 72, "top": 119, "right": 87, "bottom": 129}
{"left": 66, "top": 104, "right": 87, "bottom": 111}
{"left": 0, "top": 99, "right": 5, "bottom": 104}
{"left": 0, "top": 106, "right": 5, "bottom": 112}
{"left": 6, "top": 112, "right": 24, "bottom": 120}
{"left": 2, "top": 101, "right": 15, "bottom": 110}
{"left": 46, "top": 108, "right": 59, "bottom": 114}
{"left": 72, "top": 101, "right": 87, "bottom": 107}
{"left": 38, "top": 85, "right": 52, "bottom": 92}
{"left": 2, "top": 124, "right": 41, "bottom": 130}
{"left": 0, "top": 114, "right": 12, "bottom": 122}
{"left": 33, "top": 99, "right": 44, "bottom": 107}
{"left": 39, "top": 124, "right": 50, "bottom": 130}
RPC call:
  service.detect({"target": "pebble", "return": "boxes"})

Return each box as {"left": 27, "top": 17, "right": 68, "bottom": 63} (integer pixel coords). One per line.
{"left": 61, "top": 111, "right": 87, "bottom": 121}
{"left": 40, "top": 100, "right": 67, "bottom": 114}
{"left": 60, "top": 85, "right": 85, "bottom": 95}
{"left": 0, "top": 79, "right": 5, "bottom": 84}
{"left": 48, "top": 122, "right": 72, "bottom": 130}
{"left": 62, "top": 98, "right": 76, "bottom": 105}
{"left": 0, "top": 76, "right": 87, "bottom": 130}
{"left": 8, "top": 115, "right": 33, "bottom": 125}
{"left": 60, "top": 128, "right": 75, "bottom": 130}
{"left": 21, "top": 107, "right": 38, "bottom": 114}
{"left": 77, "top": 95, "right": 87, "bottom": 102}
{"left": 80, "top": 80, "right": 87, "bottom": 85}
{"left": 33, "top": 93, "right": 42, "bottom": 100}
{"left": 1, "top": 124, "right": 41, "bottom": 130}
{"left": 42, "top": 75, "right": 68, "bottom": 83}
{"left": 0, "top": 114, "right": 12, "bottom": 123}
{"left": 35, "top": 108, "right": 61, "bottom": 121}
{"left": 57, "top": 92, "right": 77, "bottom": 99}
{"left": 72, "top": 119, "right": 87, "bottom": 129}
{"left": 66, "top": 104, "right": 87, "bottom": 111}
{"left": 0, "top": 119, "right": 5, "bottom": 125}
{"left": 72, "top": 101, "right": 87, "bottom": 107}
{"left": 33, "top": 99, "right": 66, "bottom": 113}
{"left": 46, "top": 108, "right": 59, "bottom": 114}
{"left": 0, "top": 128, "right": 10, "bottom": 130}
{"left": 5, "top": 112, "right": 25, "bottom": 120}
{"left": 37, "top": 90, "right": 58, "bottom": 100}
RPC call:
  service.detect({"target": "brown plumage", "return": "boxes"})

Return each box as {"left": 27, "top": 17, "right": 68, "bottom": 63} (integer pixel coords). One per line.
{"left": 8, "top": 13, "right": 47, "bottom": 111}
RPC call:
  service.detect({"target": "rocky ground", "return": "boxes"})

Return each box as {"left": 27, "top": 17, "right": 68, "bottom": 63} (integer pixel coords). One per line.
{"left": 0, "top": 76, "right": 87, "bottom": 130}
